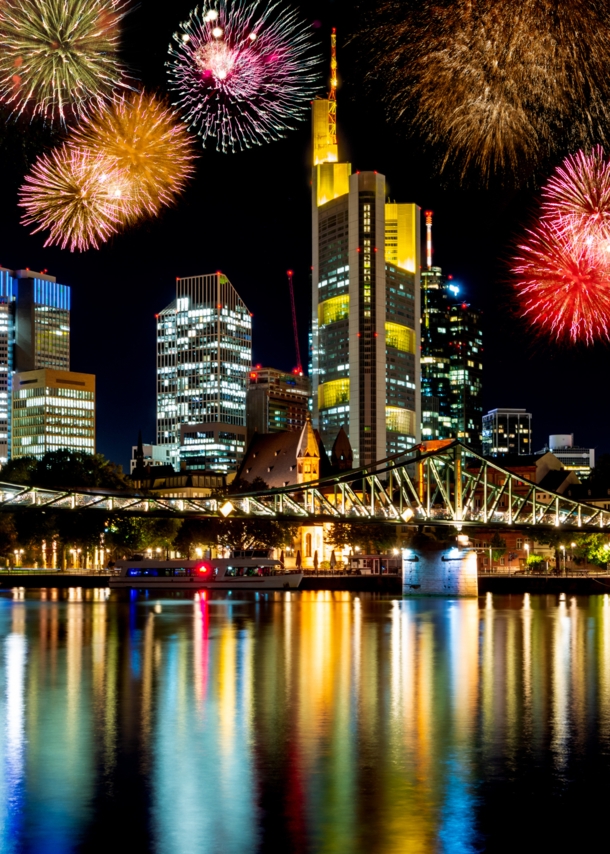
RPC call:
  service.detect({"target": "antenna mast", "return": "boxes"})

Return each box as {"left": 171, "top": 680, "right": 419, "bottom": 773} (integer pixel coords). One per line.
{"left": 425, "top": 210, "right": 433, "bottom": 270}
{"left": 328, "top": 28, "right": 337, "bottom": 148}
{"left": 287, "top": 270, "right": 303, "bottom": 375}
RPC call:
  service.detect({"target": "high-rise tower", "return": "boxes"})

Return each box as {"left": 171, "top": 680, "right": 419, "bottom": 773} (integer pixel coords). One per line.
{"left": 311, "top": 33, "right": 421, "bottom": 467}
{"left": 156, "top": 272, "right": 252, "bottom": 472}
{"left": 0, "top": 267, "right": 71, "bottom": 464}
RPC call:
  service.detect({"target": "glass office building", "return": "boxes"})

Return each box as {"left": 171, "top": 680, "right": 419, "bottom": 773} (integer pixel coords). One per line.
{"left": 311, "top": 98, "right": 420, "bottom": 466}
{"left": 11, "top": 369, "right": 95, "bottom": 459}
{"left": 448, "top": 301, "right": 483, "bottom": 451}
{"left": 0, "top": 268, "right": 72, "bottom": 465}
{"left": 157, "top": 272, "right": 252, "bottom": 471}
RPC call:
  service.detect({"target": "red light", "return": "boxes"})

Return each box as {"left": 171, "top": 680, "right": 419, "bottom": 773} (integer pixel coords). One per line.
{"left": 250, "top": 372, "right": 256, "bottom": 378}
{"left": 448, "top": 275, "right": 453, "bottom": 280}
{"left": 287, "top": 269, "right": 293, "bottom": 275}
{"left": 197, "top": 562, "right": 211, "bottom": 574}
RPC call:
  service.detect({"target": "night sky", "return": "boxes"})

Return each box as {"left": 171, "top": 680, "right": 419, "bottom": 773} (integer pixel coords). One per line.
{"left": 0, "top": 0, "right": 607, "bottom": 470}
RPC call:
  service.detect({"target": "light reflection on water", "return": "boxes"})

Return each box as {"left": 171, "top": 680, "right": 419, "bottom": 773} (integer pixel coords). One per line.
{"left": 1, "top": 591, "right": 610, "bottom": 851}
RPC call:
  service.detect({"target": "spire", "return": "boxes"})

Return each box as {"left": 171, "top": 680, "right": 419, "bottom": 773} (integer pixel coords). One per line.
{"left": 328, "top": 28, "right": 337, "bottom": 148}
{"left": 425, "top": 210, "right": 433, "bottom": 270}
{"left": 296, "top": 413, "right": 320, "bottom": 483}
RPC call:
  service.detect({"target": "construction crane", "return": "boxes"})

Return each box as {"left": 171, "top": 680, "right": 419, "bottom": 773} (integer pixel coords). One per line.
{"left": 286, "top": 270, "right": 303, "bottom": 375}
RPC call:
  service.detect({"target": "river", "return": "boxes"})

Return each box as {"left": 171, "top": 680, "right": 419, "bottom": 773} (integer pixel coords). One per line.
{"left": 0, "top": 589, "right": 609, "bottom": 852}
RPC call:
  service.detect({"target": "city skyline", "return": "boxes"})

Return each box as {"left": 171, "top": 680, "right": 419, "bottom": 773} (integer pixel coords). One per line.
{"left": 0, "top": 0, "right": 607, "bottom": 469}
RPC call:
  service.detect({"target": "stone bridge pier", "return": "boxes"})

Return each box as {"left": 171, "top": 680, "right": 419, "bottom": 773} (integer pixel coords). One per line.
{"left": 402, "top": 547, "right": 478, "bottom": 597}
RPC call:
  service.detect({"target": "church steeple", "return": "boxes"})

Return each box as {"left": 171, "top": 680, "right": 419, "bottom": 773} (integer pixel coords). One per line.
{"left": 296, "top": 413, "right": 320, "bottom": 483}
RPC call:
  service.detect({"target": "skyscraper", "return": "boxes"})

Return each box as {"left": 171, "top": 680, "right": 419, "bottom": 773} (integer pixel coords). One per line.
{"left": 311, "top": 35, "right": 420, "bottom": 466}
{"left": 448, "top": 301, "right": 483, "bottom": 450}
{"left": 419, "top": 215, "right": 483, "bottom": 449}
{"left": 0, "top": 267, "right": 72, "bottom": 464}
{"left": 156, "top": 272, "right": 252, "bottom": 472}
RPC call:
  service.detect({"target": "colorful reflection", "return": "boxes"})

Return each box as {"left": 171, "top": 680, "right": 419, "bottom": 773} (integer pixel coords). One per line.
{"left": 2, "top": 591, "right": 610, "bottom": 851}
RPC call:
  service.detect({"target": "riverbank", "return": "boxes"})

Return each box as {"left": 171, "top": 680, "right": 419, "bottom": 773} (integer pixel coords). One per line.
{"left": 0, "top": 572, "right": 404, "bottom": 593}
{"left": 478, "top": 574, "right": 610, "bottom": 594}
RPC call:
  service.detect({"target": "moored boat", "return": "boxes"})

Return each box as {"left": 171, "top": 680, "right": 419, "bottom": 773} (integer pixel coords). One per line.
{"left": 109, "top": 557, "right": 302, "bottom": 590}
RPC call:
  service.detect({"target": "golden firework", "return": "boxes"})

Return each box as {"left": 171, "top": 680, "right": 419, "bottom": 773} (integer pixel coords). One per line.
{"left": 0, "top": 0, "right": 129, "bottom": 124}
{"left": 69, "top": 92, "right": 196, "bottom": 216}
{"left": 359, "top": 0, "right": 610, "bottom": 182}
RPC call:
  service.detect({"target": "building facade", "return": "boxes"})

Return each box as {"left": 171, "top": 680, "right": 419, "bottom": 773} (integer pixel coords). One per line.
{"left": 421, "top": 265, "right": 454, "bottom": 440}
{"left": 482, "top": 408, "right": 533, "bottom": 457}
{"left": 448, "top": 301, "right": 483, "bottom": 450}
{"left": 542, "top": 434, "right": 594, "bottom": 478}
{"left": 156, "top": 272, "right": 252, "bottom": 472}
{"left": 247, "top": 367, "right": 310, "bottom": 441}
{"left": 0, "top": 268, "right": 72, "bottom": 464}
{"left": 11, "top": 369, "right": 95, "bottom": 459}
{"left": 311, "top": 86, "right": 420, "bottom": 466}
{"left": 419, "top": 215, "right": 483, "bottom": 449}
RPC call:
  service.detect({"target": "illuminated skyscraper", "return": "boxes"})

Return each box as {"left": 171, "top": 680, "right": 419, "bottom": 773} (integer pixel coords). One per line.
{"left": 0, "top": 267, "right": 71, "bottom": 464}
{"left": 156, "top": 272, "right": 252, "bottom": 472}
{"left": 448, "top": 301, "right": 483, "bottom": 450}
{"left": 311, "top": 34, "right": 421, "bottom": 466}
{"left": 419, "top": 215, "right": 483, "bottom": 449}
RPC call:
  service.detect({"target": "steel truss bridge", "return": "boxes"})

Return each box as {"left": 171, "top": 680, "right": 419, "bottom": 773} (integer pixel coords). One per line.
{"left": 0, "top": 439, "right": 608, "bottom": 532}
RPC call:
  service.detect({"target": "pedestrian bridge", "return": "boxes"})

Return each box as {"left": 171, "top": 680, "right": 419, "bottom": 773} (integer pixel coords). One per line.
{"left": 0, "top": 440, "right": 607, "bottom": 532}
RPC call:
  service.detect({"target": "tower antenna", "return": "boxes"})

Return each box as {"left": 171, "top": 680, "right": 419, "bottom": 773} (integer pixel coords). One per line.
{"left": 287, "top": 270, "right": 303, "bottom": 375}
{"left": 328, "top": 28, "right": 337, "bottom": 148}
{"left": 425, "top": 210, "right": 433, "bottom": 270}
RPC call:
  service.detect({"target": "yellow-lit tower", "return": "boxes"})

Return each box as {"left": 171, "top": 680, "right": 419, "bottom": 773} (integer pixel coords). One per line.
{"left": 311, "top": 32, "right": 421, "bottom": 467}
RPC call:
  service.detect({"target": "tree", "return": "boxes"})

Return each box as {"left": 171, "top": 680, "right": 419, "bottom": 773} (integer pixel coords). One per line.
{"left": 217, "top": 517, "right": 298, "bottom": 552}
{"left": 489, "top": 532, "right": 507, "bottom": 563}
{"left": 0, "top": 513, "right": 17, "bottom": 562}
{"left": 173, "top": 518, "right": 220, "bottom": 557}
{"left": 2, "top": 450, "right": 128, "bottom": 490}
{"left": 326, "top": 522, "right": 398, "bottom": 554}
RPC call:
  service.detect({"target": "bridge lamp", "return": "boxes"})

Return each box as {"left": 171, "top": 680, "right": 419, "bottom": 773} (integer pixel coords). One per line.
{"left": 457, "top": 534, "right": 469, "bottom": 546}
{"left": 219, "top": 501, "right": 234, "bottom": 517}
{"left": 401, "top": 508, "right": 414, "bottom": 523}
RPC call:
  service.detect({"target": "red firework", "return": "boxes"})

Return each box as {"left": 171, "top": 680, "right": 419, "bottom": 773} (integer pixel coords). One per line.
{"left": 513, "top": 220, "right": 610, "bottom": 344}
{"left": 542, "top": 145, "right": 610, "bottom": 246}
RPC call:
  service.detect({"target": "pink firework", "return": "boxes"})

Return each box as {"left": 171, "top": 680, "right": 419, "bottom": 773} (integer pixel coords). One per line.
{"left": 542, "top": 146, "right": 610, "bottom": 248}
{"left": 166, "top": 0, "right": 320, "bottom": 153}
{"left": 19, "top": 143, "right": 133, "bottom": 252}
{"left": 513, "top": 220, "right": 610, "bottom": 345}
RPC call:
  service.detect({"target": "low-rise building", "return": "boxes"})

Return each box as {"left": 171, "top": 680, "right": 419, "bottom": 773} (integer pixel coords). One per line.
{"left": 482, "top": 407, "right": 532, "bottom": 456}
{"left": 11, "top": 368, "right": 95, "bottom": 459}
{"left": 246, "top": 367, "right": 310, "bottom": 442}
{"left": 537, "top": 434, "right": 595, "bottom": 479}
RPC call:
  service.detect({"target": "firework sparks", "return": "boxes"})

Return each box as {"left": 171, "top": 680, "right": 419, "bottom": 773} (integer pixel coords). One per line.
{"left": 167, "top": 0, "right": 321, "bottom": 153}
{"left": 19, "top": 144, "right": 132, "bottom": 251}
{"left": 69, "top": 92, "right": 196, "bottom": 216}
{"left": 542, "top": 146, "right": 610, "bottom": 250}
{"left": 358, "top": 0, "right": 610, "bottom": 182}
{"left": 513, "top": 221, "right": 610, "bottom": 345}
{"left": 0, "top": 0, "right": 129, "bottom": 124}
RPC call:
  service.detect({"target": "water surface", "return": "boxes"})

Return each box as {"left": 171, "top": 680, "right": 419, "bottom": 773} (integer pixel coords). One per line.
{"left": 1, "top": 589, "right": 609, "bottom": 853}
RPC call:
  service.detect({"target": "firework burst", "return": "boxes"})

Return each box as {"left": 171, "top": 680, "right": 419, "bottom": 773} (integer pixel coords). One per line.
{"left": 358, "top": 0, "right": 610, "bottom": 182}
{"left": 69, "top": 92, "right": 196, "bottom": 216}
{"left": 167, "top": 0, "right": 320, "bottom": 153}
{"left": 542, "top": 146, "right": 610, "bottom": 250}
{"left": 513, "top": 221, "right": 610, "bottom": 345}
{"left": 0, "top": 0, "right": 129, "bottom": 124}
{"left": 19, "top": 144, "right": 133, "bottom": 251}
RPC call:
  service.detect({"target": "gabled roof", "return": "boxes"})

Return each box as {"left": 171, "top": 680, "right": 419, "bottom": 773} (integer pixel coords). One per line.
{"left": 236, "top": 431, "right": 302, "bottom": 488}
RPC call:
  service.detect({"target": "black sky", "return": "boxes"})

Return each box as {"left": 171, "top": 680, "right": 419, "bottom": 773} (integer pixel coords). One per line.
{"left": 0, "top": 0, "right": 608, "bottom": 469}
